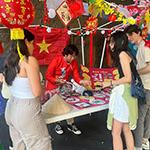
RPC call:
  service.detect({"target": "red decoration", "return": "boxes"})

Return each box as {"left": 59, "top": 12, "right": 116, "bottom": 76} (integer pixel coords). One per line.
{"left": 144, "top": 40, "right": 150, "bottom": 48}
{"left": 0, "top": 0, "right": 34, "bottom": 28}
{"left": 56, "top": 1, "right": 73, "bottom": 26}
{"left": 86, "top": 16, "right": 98, "bottom": 31}
{"left": 76, "top": 31, "right": 81, "bottom": 36}
{"left": 67, "top": 0, "right": 84, "bottom": 18}
{"left": 108, "top": 14, "right": 117, "bottom": 22}
{"left": 89, "top": 32, "right": 93, "bottom": 68}
{"left": 0, "top": 42, "right": 3, "bottom": 55}
{"left": 86, "top": 16, "right": 98, "bottom": 67}
{"left": 27, "top": 27, "right": 70, "bottom": 65}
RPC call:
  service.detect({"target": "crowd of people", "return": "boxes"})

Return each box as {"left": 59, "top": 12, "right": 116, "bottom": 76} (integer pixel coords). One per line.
{"left": 0, "top": 24, "right": 150, "bottom": 150}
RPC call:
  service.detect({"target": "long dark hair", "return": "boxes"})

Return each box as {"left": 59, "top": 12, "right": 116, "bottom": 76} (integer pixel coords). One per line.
{"left": 4, "top": 29, "right": 34, "bottom": 85}
{"left": 110, "top": 31, "right": 129, "bottom": 66}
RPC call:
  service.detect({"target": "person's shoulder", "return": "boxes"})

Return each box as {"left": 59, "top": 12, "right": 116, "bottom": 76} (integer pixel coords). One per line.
{"left": 119, "top": 51, "right": 129, "bottom": 57}
{"left": 28, "top": 56, "right": 38, "bottom": 64}
{"left": 119, "top": 51, "right": 131, "bottom": 60}
{"left": 22, "top": 56, "right": 39, "bottom": 68}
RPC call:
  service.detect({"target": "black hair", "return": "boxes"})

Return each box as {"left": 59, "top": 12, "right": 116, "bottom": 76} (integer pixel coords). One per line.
{"left": 124, "top": 24, "right": 141, "bottom": 35}
{"left": 62, "top": 44, "right": 79, "bottom": 56}
{"left": 110, "top": 31, "right": 129, "bottom": 66}
{"left": 4, "top": 29, "right": 35, "bottom": 85}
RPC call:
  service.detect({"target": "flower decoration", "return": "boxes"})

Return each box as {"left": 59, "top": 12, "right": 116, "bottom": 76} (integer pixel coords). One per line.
{"left": 86, "top": 16, "right": 98, "bottom": 32}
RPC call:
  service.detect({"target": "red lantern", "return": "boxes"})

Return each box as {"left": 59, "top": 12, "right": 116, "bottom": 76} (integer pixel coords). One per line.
{"left": 108, "top": 14, "right": 117, "bottom": 22}
{"left": 67, "top": 0, "right": 84, "bottom": 18}
{"left": 0, "top": 0, "right": 34, "bottom": 28}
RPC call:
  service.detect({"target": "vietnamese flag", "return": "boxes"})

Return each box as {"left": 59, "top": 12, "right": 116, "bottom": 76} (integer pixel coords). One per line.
{"left": 27, "top": 27, "right": 70, "bottom": 65}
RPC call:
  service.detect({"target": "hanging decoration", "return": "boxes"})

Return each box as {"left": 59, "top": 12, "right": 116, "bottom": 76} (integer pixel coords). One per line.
{"left": 108, "top": 14, "right": 117, "bottom": 22}
{"left": 27, "top": 27, "right": 70, "bottom": 65}
{"left": 67, "top": 0, "right": 84, "bottom": 19}
{"left": 88, "top": 0, "right": 149, "bottom": 26}
{"left": 0, "top": 0, "right": 34, "bottom": 28}
{"left": 86, "top": 16, "right": 98, "bottom": 32}
{"left": 56, "top": 1, "right": 73, "bottom": 26}
{"left": 86, "top": 16, "right": 98, "bottom": 67}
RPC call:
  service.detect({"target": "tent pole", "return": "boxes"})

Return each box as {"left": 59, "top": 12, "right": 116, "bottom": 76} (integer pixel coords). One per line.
{"left": 99, "top": 37, "right": 107, "bottom": 68}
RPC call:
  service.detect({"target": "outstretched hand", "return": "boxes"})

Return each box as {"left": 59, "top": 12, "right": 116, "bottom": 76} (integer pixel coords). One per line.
{"left": 102, "top": 81, "right": 112, "bottom": 88}
{"left": 79, "top": 80, "right": 91, "bottom": 87}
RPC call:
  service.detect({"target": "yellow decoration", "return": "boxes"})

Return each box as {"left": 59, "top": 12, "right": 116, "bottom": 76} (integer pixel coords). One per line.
{"left": 17, "top": 42, "right": 24, "bottom": 61}
{"left": 10, "top": 28, "right": 25, "bottom": 61}
{"left": 37, "top": 39, "right": 51, "bottom": 53}
{"left": 10, "top": 28, "right": 24, "bottom": 40}
{"left": 127, "top": 17, "right": 136, "bottom": 25}
{"left": 88, "top": 4, "right": 100, "bottom": 17}
{"left": 145, "top": 9, "right": 150, "bottom": 27}
{"left": 81, "top": 65, "right": 89, "bottom": 73}
{"left": 82, "top": 73, "right": 91, "bottom": 80}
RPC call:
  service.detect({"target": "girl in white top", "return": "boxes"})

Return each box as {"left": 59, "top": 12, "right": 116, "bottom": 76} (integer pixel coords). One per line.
{"left": 3, "top": 29, "right": 52, "bottom": 150}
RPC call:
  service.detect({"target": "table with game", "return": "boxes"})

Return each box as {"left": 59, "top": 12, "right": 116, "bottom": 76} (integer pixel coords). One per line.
{"left": 43, "top": 67, "right": 119, "bottom": 124}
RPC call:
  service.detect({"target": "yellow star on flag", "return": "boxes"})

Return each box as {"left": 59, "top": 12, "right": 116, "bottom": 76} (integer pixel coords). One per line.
{"left": 37, "top": 39, "right": 51, "bottom": 53}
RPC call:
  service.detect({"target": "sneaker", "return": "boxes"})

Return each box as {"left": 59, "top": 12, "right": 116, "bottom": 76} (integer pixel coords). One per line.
{"left": 9, "top": 146, "right": 13, "bottom": 150}
{"left": 67, "top": 124, "right": 81, "bottom": 135}
{"left": 142, "top": 138, "right": 150, "bottom": 150}
{"left": 55, "top": 124, "right": 64, "bottom": 135}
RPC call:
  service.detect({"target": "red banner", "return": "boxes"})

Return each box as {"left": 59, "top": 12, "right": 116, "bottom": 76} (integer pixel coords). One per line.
{"left": 27, "top": 27, "right": 70, "bottom": 65}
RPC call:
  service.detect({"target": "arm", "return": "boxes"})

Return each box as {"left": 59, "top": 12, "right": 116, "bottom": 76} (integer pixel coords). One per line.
{"left": 25, "top": 56, "right": 42, "bottom": 97}
{"left": 138, "top": 47, "right": 150, "bottom": 75}
{"left": 72, "top": 60, "right": 82, "bottom": 83}
{"left": 138, "top": 62, "right": 150, "bottom": 75}
{"left": 45, "top": 58, "right": 57, "bottom": 84}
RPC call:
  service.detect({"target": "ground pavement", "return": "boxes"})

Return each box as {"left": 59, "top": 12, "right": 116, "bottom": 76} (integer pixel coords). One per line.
{"left": 0, "top": 110, "right": 114, "bottom": 150}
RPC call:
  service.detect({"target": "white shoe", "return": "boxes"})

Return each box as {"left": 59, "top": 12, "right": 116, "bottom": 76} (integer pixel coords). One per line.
{"left": 55, "top": 124, "right": 64, "bottom": 135}
{"left": 142, "top": 138, "right": 150, "bottom": 150}
{"left": 9, "top": 146, "right": 13, "bottom": 150}
{"left": 67, "top": 124, "right": 81, "bottom": 135}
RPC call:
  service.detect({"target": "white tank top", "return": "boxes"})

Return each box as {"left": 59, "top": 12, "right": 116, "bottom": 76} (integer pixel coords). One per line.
{"left": 10, "top": 76, "right": 35, "bottom": 99}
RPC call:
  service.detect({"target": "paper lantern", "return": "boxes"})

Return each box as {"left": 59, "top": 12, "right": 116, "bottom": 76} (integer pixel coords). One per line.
{"left": 0, "top": 0, "right": 34, "bottom": 28}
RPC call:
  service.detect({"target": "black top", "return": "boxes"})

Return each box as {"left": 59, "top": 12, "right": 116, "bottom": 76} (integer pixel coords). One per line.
{"left": 117, "top": 58, "right": 135, "bottom": 79}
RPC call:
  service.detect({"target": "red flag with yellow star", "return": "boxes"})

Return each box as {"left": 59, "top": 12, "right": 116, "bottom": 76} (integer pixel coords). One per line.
{"left": 27, "top": 27, "right": 70, "bottom": 65}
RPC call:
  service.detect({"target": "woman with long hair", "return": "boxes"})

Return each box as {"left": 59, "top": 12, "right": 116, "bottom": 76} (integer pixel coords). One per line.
{"left": 102, "top": 31, "right": 138, "bottom": 150}
{"left": 3, "top": 29, "right": 52, "bottom": 150}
